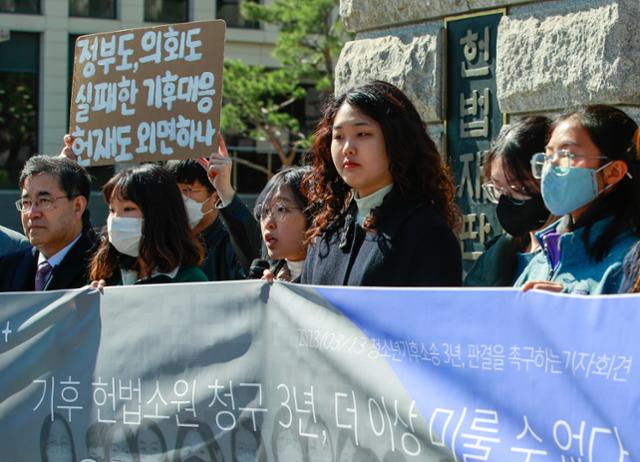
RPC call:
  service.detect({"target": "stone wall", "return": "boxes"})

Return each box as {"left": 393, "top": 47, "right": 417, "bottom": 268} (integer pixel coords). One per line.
{"left": 336, "top": 0, "right": 640, "bottom": 124}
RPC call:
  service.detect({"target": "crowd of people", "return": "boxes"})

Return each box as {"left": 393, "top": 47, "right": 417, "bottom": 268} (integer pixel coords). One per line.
{"left": 1, "top": 80, "right": 640, "bottom": 295}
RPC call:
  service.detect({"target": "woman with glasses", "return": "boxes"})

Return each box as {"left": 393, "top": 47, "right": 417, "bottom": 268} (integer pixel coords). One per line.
{"left": 301, "top": 81, "right": 462, "bottom": 286}
{"left": 515, "top": 105, "right": 640, "bottom": 294}
{"left": 254, "top": 166, "right": 313, "bottom": 282}
{"left": 465, "top": 116, "right": 552, "bottom": 286}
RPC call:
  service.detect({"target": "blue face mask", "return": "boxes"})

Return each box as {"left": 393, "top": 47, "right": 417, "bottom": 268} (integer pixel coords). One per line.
{"left": 541, "top": 163, "right": 611, "bottom": 216}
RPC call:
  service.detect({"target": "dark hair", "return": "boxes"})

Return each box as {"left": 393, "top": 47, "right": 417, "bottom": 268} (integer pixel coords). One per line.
{"left": 174, "top": 421, "right": 222, "bottom": 462}
{"left": 304, "top": 80, "right": 459, "bottom": 241}
{"left": 85, "top": 421, "right": 110, "bottom": 459}
{"left": 40, "top": 413, "right": 77, "bottom": 462}
{"left": 553, "top": 105, "right": 640, "bottom": 261}
{"left": 484, "top": 115, "right": 552, "bottom": 196}
{"left": 165, "top": 159, "right": 215, "bottom": 194}
{"left": 89, "top": 164, "right": 204, "bottom": 281}
{"left": 20, "top": 155, "right": 94, "bottom": 235}
{"left": 231, "top": 417, "right": 266, "bottom": 462}
{"left": 254, "top": 166, "right": 313, "bottom": 225}
{"left": 136, "top": 420, "right": 168, "bottom": 462}
{"left": 106, "top": 423, "right": 139, "bottom": 462}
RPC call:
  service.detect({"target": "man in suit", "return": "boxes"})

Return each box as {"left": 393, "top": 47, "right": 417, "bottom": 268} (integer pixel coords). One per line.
{"left": 0, "top": 155, "right": 97, "bottom": 292}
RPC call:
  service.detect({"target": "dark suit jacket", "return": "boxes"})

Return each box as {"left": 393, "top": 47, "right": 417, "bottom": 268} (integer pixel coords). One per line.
{"left": 0, "top": 232, "right": 97, "bottom": 292}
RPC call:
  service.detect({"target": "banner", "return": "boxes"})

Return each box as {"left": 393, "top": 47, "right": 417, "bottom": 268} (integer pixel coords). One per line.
{"left": 0, "top": 282, "right": 638, "bottom": 461}
{"left": 68, "top": 20, "right": 225, "bottom": 166}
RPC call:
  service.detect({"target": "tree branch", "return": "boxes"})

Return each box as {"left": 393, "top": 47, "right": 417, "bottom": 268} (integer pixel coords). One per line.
{"left": 232, "top": 156, "right": 273, "bottom": 177}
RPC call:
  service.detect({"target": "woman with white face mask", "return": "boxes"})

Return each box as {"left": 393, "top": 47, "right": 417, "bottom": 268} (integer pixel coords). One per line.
{"left": 89, "top": 164, "right": 207, "bottom": 286}
{"left": 515, "top": 105, "right": 640, "bottom": 294}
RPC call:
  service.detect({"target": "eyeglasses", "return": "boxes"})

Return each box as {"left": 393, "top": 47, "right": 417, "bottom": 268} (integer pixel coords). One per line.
{"left": 481, "top": 182, "right": 531, "bottom": 204}
{"left": 180, "top": 187, "right": 210, "bottom": 199}
{"left": 257, "top": 202, "right": 302, "bottom": 223}
{"left": 530, "top": 149, "right": 609, "bottom": 179}
{"left": 15, "top": 195, "right": 70, "bottom": 213}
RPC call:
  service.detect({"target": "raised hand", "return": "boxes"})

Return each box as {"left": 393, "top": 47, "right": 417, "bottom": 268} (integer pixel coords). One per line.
{"left": 59, "top": 134, "right": 76, "bottom": 160}
{"left": 197, "top": 133, "right": 235, "bottom": 205}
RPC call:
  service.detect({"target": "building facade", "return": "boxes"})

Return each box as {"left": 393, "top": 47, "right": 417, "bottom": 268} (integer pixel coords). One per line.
{"left": 0, "top": 0, "right": 281, "bottom": 230}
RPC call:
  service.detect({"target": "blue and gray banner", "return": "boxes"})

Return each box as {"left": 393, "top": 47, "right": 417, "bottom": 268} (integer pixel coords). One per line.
{"left": 0, "top": 282, "right": 637, "bottom": 461}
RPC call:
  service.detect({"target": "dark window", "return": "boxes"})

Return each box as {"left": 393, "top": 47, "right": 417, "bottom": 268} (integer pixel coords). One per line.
{"left": 69, "top": 0, "right": 116, "bottom": 19}
{"left": 0, "top": 32, "right": 39, "bottom": 187}
{"left": 217, "top": 0, "right": 259, "bottom": 29}
{"left": 0, "top": 0, "right": 39, "bottom": 14}
{"left": 144, "top": 0, "right": 189, "bottom": 23}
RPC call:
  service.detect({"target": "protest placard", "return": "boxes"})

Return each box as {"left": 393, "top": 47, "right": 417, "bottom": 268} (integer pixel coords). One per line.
{"left": 68, "top": 20, "right": 225, "bottom": 167}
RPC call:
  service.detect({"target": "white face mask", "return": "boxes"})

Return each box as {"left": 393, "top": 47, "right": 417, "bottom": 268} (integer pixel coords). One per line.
{"left": 107, "top": 215, "right": 143, "bottom": 257}
{"left": 183, "top": 195, "right": 213, "bottom": 229}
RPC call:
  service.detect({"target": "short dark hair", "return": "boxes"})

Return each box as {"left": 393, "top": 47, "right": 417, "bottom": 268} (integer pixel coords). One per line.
{"left": 19, "top": 155, "right": 91, "bottom": 202}
{"left": 254, "top": 166, "right": 313, "bottom": 225}
{"left": 484, "top": 115, "right": 551, "bottom": 196}
{"left": 165, "top": 159, "right": 214, "bottom": 194}
{"left": 19, "top": 155, "right": 92, "bottom": 232}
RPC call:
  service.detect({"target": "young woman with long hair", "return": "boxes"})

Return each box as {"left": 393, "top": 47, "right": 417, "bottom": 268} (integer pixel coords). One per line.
{"left": 89, "top": 164, "right": 207, "bottom": 285}
{"left": 301, "top": 81, "right": 462, "bottom": 286}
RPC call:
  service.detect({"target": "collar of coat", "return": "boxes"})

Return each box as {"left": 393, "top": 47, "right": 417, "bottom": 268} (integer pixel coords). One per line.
{"left": 332, "top": 186, "right": 427, "bottom": 249}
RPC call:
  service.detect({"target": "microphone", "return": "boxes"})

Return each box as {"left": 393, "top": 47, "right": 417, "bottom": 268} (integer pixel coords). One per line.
{"left": 248, "top": 259, "right": 270, "bottom": 279}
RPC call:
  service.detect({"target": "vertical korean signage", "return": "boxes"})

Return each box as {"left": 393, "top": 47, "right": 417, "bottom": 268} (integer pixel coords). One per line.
{"left": 446, "top": 11, "right": 504, "bottom": 266}
{"left": 68, "top": 20, "right": 225, "bottom": 167}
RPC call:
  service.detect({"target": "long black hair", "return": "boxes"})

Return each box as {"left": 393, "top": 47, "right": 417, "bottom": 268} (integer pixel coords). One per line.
{"left": 305, "top": 80, "right": 459, "bottom": 240}
{"left": 40, "top": 413, "right": 77, "bottom": 462}
{"left": 554, "top": 105, "right": 640, "bottom": 261}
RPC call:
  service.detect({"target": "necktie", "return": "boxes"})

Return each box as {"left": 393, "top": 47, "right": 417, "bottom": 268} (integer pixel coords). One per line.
{"left": 34, "top": 260, "right": 52, "bottom": 291}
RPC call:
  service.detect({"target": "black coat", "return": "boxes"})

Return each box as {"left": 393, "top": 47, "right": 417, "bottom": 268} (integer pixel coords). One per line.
{"left": 463, "top": 233, "right": 528, "bottom": 287}
{"left": 199, "top": 194, "right": 261, "bottom": 281}
{"left": 0, "top": 232, "right": 97, "bottom": 292}
{"left": 301, "top": 190, "right": 462, "bottom": 287}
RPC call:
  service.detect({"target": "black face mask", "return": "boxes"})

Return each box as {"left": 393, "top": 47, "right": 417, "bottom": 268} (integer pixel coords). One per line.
{"left": 496, "top": 194, "right": 550, "bottom": 236}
